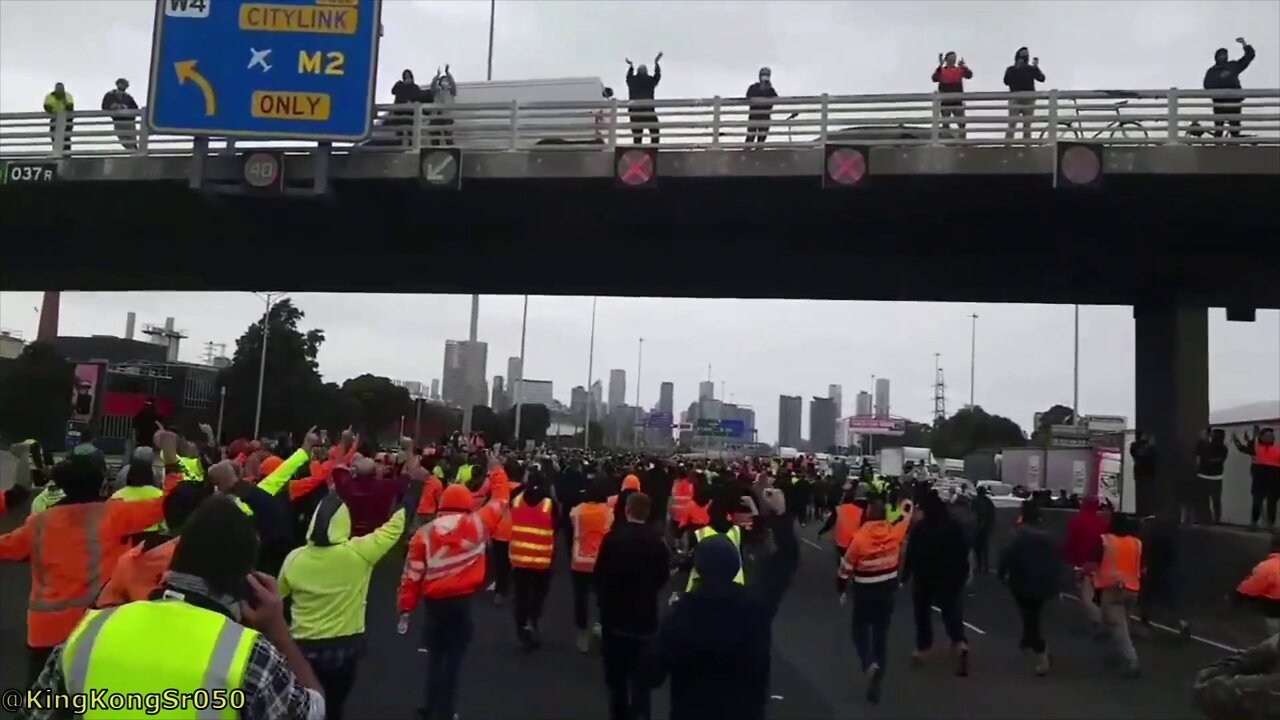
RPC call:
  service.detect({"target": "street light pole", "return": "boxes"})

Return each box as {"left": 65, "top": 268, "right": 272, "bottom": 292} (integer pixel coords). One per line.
{"left": 486, "top": 0, "right": 496, "bottom": 81}
{"left": 969, "top": 313, "right": 979, "bottom": 408}
{"left": 513, "top": 295, "right": 529, "bottom": 446}
{"left": 634, "top": 337, "right": 644, "bottom": 448}
{"left": 462, "top": 294, "right": 480, "bottom": 435}
{"left": 252, "top": 291, "right": 285, "bottom": 439}
{"left": 584, "top": 297, "right": 597, "bottom": 450}
{"left": 215, "top": 385, "right": 226, "bottom": 444}
{"left": 1073, "top": 304, "right": 1080, "bottom": 424}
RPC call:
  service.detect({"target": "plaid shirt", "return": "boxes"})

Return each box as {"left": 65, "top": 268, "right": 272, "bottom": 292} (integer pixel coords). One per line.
{"left": 21, "top": 635, "right": 323, "bottom": 720}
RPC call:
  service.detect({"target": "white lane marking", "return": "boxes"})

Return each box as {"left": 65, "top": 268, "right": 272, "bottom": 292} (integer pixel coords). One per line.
{"left": 931, "top": 605, "right": 988, "bottom": 635}
{"left": 1058, "top": 592, "right": 1239, "bottom": 653}
{"left": 801, "top": 537, "right": 824, "bottom": 550}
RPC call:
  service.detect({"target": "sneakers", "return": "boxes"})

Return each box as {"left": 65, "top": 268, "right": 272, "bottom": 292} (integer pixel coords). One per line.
{"left": 1033, "top": 650, "right": 1051, "bottom": 676}
{"left": 1178, "top": 621, "right": 1192, "bottom": 641}
{"left": 576, "top": 630, "right": 591, "bottom": 653}
{"left": 954, "top": 643, "right": 969, "bottom": 677}
{"left": 591, "top": 622, "right": 603, "bottom": 639}
{"left": 865, "top": 663, "right": 885, "bottom": 704}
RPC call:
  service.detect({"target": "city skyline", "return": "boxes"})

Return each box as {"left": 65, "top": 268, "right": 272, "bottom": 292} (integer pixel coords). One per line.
{"left": 1, "top": 292, "right": 1276, "bottom": 444}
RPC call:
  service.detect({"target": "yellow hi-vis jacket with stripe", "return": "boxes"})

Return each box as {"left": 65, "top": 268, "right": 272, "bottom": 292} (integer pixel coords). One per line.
{"left": 686, "top": 525, "right": 745, "bottom": 591}
{"left": 61, "top": 599, "right": 258, "bottom": 719}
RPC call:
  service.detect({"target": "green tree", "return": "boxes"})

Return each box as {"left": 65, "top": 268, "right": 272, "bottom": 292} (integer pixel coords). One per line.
{"left": 1031, "top": 404, "right": 1076, "bottom": 446}
{"left": 341, "top": 374, "right": 412, "bottom": 440}
{"left": 931, "top": 406, "right": 1026, "bottom": 459}
{"left": 0, "top": 343, "right": 74, "bottom": 446}
{"left": 217, "top": 298, "right": 326, "bottom": 440}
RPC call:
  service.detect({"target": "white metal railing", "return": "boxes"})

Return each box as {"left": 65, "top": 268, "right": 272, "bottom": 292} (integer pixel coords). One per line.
{"left": 1, "top": 88, "right": 1276, "bottom": 160}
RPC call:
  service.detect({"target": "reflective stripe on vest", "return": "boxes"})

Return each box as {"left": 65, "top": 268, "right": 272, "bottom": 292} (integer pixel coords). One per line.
{"left": 63, "top": 601, "right": 256, "bottom": 720}
{"left": 422, "top": 514, "right": 487, "bottom": 582}
{"left": 30, "top": 504, "right": 108, "bottom": 612}
{"left": 509, "top": 495, "right": 554, "bottom": 569}
{"left": 686, "top": 525, "right": 745, "bottom": 590}
{"left": 178, "top": 456, "right": 203, "bottom": 483}
{"left": 669, "top": 482, "right": 693, "bottom": 520}
{"left": 1097, "top": 534, "right": 1142, "bottom": 592}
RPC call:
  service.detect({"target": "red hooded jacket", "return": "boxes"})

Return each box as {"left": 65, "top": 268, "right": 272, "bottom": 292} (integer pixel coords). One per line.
{"left": 1064, "top": 497, "right": 1109, "bottom": 568}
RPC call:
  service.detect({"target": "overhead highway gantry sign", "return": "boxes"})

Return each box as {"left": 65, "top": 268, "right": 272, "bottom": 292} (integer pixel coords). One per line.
{"left": 146, "top": 0, "right": 382, "bottom": 142}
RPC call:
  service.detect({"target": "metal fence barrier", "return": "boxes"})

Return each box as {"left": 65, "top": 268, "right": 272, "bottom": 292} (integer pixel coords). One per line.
{"left": 1, "top": 88, "right": 1277, "bottom": 160}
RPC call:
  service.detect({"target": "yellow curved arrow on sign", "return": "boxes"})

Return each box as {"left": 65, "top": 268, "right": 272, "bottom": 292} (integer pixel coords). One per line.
{"left": 174, "top": 60, "right": 217, "bottom": 116}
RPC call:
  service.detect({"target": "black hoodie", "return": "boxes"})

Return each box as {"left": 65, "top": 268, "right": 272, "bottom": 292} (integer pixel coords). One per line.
{"left": 1003, "top": 49, "right": 1045, "bottom": 92}
{"left": 1204, "top": 44, "right": 1255, "bottom": 91}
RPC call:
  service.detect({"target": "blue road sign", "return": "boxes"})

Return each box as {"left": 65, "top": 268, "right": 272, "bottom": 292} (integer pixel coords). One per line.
{"left": 694, "top": 419, "right": 746, "bottom": 438}
{"left": 147, "top": 0, "right": 382, "bottom": 141}
{"left": 645, "top": 412, "right": 673, "bottom": 429}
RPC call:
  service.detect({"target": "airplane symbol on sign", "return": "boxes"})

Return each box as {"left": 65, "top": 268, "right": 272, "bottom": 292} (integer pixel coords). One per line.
{"left": 248, "top": 48, "right": 273, "bottom": 72}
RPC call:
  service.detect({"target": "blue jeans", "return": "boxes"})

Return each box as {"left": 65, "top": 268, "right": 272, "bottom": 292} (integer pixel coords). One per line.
{"left": 422, "top": 596, "right": 473, "bottom": 720}
{"left": 851, "top": 582, "right": 896, "bottom": 672}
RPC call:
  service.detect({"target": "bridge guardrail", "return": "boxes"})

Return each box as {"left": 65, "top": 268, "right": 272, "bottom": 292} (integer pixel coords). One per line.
{"left": 1, "top": 88, "right": 1277, "bottom": 160}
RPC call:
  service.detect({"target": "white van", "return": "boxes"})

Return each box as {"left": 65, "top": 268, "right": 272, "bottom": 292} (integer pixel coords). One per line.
{"left": 444, "top": 77, "right": 610, "bottom": 150}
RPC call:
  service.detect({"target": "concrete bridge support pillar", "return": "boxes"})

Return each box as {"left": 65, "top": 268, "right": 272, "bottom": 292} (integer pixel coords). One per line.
{"left": 1133, "top": 303, "right": 1208, "bottom": 517}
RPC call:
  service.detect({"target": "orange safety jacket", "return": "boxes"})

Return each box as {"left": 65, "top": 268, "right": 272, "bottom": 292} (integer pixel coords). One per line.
{"left": 570, "top": 502, "right": 613, "bottom": 573}
{"left": 1257, "top": 444, "right": 1280, "bottom": 468}
{"left": 492, "top": 482, "right": 523, "bottom": 542}
{"left": 96, "top": 538, "right": 179, "bottom": 607}
{"left": 669, "top": 479, "right": 694, "bottom": 523}
{"left": 0, "top": 474, "right": 177, "bottom": 648}
{"left": 1095, "top": 534, "right": 1142, "bottom": 592}
{"left": 834, "top": 503, "right": 864, "bottom": 550}
{"left": 839, "top": 519, "right": 909, "bottom": 586}
{"left": 1238, "top": 553, "right": 1280, "bottom": 602}
{"left": 681, "top": 501, "right": 711, "bottom": 530}
{"left": 416, "top": 475, "right": 444, "bottom": 516}
{"left": 398, "top": 468, "right": 511, "bottom": 611}
{"left": 508, "top": 494, "right": 555, "bottom": 570}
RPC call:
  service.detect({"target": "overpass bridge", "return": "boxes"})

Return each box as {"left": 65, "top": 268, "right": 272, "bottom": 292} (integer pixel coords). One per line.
{"left": 0, "top": 86, "right": 1277, "bottom": 515}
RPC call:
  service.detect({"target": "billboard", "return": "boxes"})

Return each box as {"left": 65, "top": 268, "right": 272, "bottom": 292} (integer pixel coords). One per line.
{"left": 643, "top": 411, "right": 674, "bottom": 428}
{"left": 70, "top": 363, "right": 105, "bottom": 424}
{"left": 847, "top": 415, "right": 906, "bottom": 436}
{"left": 694, "top": 419, "right": 746, "bottom": 438}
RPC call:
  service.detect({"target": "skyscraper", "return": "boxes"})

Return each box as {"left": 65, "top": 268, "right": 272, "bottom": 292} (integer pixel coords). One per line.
{"left": 441, "top": 340, "right": 488, "bottom": 407}
{"left": 828, "top": 384, "right": 843, "bottom": 417}
{"left": 855, "top": 390, "right": 872, "bottom": 417}
{"left": 507, "top": 356, "right": 523, "bottom": 388}
{"left": 571, "top": 385, "right": 589, "bottom": 419}
{"left": 658, "top": 381, "right": 674, "bottom": 415}
{"left": 430, "top": 378, "right": 440, "bottom": 401}
{"left": 608, "top": 369, "right": 626, "bottom": 411}
{"left": 778, "top": 395, "right": 803, "bottom": 448}
{"left": 698, "top": 380, "right": 715, "bottom": 401}
{"left": 874, "top": 377, "right": 891, "bottom": 418}
{"left": 491, "top": 376, "right": 507, "bottom": 412}
{"left": 810, "top": 396, "right": 838, "bottom": 452}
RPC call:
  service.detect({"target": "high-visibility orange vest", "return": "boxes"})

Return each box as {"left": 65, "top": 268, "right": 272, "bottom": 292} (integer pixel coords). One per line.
{"left": 508, "top": 494, "right": 554, "bottom": 570}
{"left": 682, "top": 501, "right": 710, "bottom": 529}
{"left": 1257, "top": 444, "right": 1280, "bottom": 468}
{"left": 1238, "top": 554, "right": 1280, "bottom": 600}
{"left": 570, "top": 502, "right": 613, "bottom": 573}
{"left": 1096, "top": 534, "right": 1142, "bottom": 592}
{"left": 834, "top": 503, "right": 863, "bottom": 549}
{"left": 669, "top": 480, "right": 694, "bottom": 523}
{"left": 416, "top": 476, "right": 443, "bottom": 516}
{"left": 492, "top": 483, "right": 522, "bottom": 542}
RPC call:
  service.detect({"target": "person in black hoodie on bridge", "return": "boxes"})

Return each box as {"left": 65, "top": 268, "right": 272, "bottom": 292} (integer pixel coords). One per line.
{"left": 625, "top": 53, "right": 663, "bottom": 144}
{"left": 1002, "top": 47, "right": 1044, "bottom": 139}
{"left": 1203, "top": 37, "right": 1256, "bottom": 138}
{"left": 901, "top": 491, "right": 971, "bottom": 676}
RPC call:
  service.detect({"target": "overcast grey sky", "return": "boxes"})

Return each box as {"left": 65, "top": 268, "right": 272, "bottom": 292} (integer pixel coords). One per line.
{"left": 1, "top": 1, "right": 1278, "bottom": 442}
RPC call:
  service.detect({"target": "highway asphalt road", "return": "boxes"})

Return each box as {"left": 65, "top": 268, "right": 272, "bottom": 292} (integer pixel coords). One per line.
{"left": 0, "top": 514, "right": 1243, "bottom": 720}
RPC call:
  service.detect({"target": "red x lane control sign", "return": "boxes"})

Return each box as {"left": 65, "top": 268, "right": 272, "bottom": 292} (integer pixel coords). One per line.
{"left": 824, "top": 146, "right": 868, "bottom": 187}
{"left": 1058, "top": 143, "right": 1102, "bottom": 188}
{"left": 615, "top": 148, "right": 657, "bottom": 188}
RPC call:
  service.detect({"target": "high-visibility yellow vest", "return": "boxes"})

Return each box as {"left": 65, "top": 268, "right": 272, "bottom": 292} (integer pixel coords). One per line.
{"left": 111, "top": 484, "right": 166, "bottom": 532}
{"left": 687, "top": 525, "right": 745, "bottom": 591}
{"left": 44, "top": 92, "right": 74, "bottom": 112}
{"left": 61, "top": 600, "right": 258, "bottom": 719}
{"left": 456, "top": 464, "right": 473, "bottom": 486}
{"left": 177, "top": 456, "right": 204, "bottom": 483}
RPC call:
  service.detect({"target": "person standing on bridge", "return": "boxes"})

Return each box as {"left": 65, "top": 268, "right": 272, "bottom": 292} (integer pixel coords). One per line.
{"left": 625, "top": 53, "right": 662, "bottom": 144}
{"left": 1002, "top": 48, "right": 1044, "bottom": 140}
{"left": 100, "top": 77, "right": 138, "bottom": 151}
{"left": 42, "top": 82, "right": 74, "bottom": 154}
{"left": 931, "top": 52, "right": 971, "bottom": 140}
{"left": 745, "top": 66, "right": 778, "bottom": 143}
{"left": 1234, "top": 425, "right": 1280, "bottom": 531}
{"left": 1203, "top": 37, "right": 1256, "bottom": 138}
